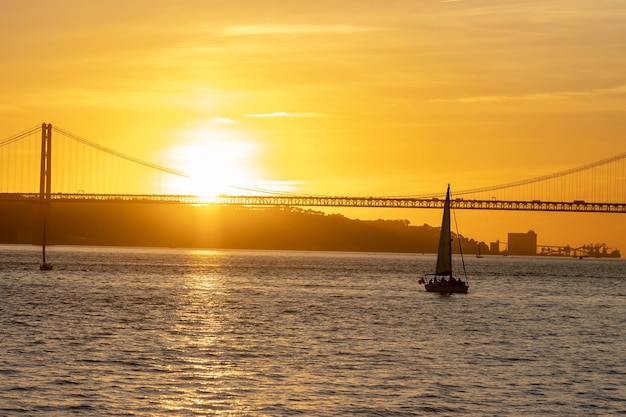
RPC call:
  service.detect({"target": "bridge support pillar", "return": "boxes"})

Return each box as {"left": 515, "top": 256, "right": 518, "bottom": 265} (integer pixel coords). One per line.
{"left": 39, "top": 123, "right": 52, "bottom": 268}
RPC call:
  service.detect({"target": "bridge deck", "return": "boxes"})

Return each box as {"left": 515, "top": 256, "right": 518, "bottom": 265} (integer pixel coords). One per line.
{"left": 1, "top": 193, "right": 625, "bottom": 213}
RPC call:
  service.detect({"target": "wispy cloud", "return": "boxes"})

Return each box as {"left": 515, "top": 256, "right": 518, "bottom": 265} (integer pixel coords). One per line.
{"left": 210, "top": 117, "right": 237, "bottom": 124}
{"left": 245, "top": 112, "right": 322, "bottom": 118}
{"left": 222, "top": 24, "right": 374, "bottom": 36}
{"left": 433, "top": 84, "right": 626, "bottom": 104}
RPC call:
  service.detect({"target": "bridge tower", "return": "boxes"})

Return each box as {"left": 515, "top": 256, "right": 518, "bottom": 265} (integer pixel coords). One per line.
{"left": 39, "top": 123, "right": 53, "bottom": 270}
{"left": 39, "top": 123, "right": 52, "bottom": 200}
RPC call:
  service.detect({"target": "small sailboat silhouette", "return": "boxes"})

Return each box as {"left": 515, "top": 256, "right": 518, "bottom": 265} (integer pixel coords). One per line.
{"left": 422, "top": 185, "right": 468, "bottom": 294}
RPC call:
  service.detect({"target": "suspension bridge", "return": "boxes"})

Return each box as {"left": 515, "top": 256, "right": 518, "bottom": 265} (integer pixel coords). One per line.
{"left": 1, "top": 123, "right": 625, "bottom": 213}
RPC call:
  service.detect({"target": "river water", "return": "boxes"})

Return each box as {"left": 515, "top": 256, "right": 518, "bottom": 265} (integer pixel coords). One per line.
{"left": 0, "top": 245, "right": 625, "bottom": 416}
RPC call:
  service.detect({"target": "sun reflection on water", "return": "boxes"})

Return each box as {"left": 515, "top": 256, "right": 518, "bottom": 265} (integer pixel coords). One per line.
{"left": 157, "top": 250, "right": 250, "bottom": 415}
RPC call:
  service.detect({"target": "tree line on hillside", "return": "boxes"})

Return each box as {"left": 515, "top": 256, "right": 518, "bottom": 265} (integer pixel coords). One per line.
{"left": 0, "top": 201, "right": 486, "bottom": 253}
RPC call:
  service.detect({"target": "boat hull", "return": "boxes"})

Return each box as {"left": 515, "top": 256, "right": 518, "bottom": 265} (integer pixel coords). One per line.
{"left": 424, "top": 281, "right": 468, "bottom": 294}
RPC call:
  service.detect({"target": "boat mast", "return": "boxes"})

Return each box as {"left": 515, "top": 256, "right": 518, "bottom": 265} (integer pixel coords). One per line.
{"left": 452, "top": 200, "right": 469, "bottom": 283}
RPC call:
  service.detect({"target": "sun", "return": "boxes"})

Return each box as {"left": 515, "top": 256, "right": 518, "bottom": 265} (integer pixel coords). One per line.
{"left": 164, "top": 127, "right": 262, "bottom": 197}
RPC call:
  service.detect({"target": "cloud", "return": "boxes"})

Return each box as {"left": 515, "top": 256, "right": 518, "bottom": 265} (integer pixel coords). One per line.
{"left": 244, "top": 112, "right": 322, "bottom": 118}
{"left": 432, "top": 84, "right": 626, "bottom": 104}
{"left": 222, "top": 24, "right": 374, "bottom": 36}
{"left": 210, "top": 117, "right": 237, "bottom": 124}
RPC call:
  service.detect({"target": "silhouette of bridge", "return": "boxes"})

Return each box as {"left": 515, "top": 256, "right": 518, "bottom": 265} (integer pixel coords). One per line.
{"left": 1, "top": 123, "right": 625, "bottom": 213}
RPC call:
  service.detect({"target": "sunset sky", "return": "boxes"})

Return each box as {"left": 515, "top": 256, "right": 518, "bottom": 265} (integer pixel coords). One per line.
{"left": 2, "top": 0, "right": 626, "bottom": 251}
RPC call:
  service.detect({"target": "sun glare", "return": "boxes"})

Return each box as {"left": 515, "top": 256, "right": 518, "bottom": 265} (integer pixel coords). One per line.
{"left": 165, "top": 128, "right": 262, "bottom": 197}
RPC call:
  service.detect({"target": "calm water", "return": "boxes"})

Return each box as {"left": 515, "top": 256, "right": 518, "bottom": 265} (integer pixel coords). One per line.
{"left": 0, "top": 245, "right": 625, "bottom": 416}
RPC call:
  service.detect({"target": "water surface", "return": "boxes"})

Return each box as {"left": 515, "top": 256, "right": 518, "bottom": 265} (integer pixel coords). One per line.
{"left": 1, "top": 245, "right": 625, "bottom": 415}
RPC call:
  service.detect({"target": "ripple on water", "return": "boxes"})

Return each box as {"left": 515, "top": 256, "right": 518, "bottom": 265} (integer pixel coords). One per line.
{"left": 0, "top": 247, "right": 625, "bottom": 415}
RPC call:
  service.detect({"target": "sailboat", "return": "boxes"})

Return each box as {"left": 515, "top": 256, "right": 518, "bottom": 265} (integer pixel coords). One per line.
{"left": 421, "top": 185, "right": 468, "bottom": 294}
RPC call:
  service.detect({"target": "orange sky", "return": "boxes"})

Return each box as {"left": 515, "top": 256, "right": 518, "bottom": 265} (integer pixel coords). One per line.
{"left": 2, "top": 1, "right": 626, "bottom": 252}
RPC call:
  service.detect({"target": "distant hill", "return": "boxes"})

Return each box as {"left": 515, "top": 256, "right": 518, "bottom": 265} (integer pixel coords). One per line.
{"left": 0, "top": 201, "right": 485, "bottom": 253}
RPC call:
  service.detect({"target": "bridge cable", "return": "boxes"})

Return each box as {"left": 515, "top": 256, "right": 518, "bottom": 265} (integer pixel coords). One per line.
{"left": 387, "top": 151, "right": 626, "bottom": 199}
{"left": 452, "top": 151, "right": 626, "bottom": 197}
{"left": 0, "top": 125, "right": 41, "bottom": 148}
{"left": 52, "top": 126, "right": 192, "bottom": 179}
{"left": 7, "top": 124, "right": 623, "bottom": 201}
